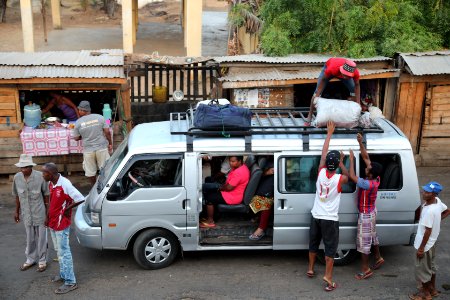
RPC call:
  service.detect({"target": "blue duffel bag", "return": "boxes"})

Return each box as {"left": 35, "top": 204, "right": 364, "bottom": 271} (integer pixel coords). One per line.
{"left": 193, "top": 101, "right": 252, "bottom": 130}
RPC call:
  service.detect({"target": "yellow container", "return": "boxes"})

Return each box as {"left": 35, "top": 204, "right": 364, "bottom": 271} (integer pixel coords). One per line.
{"left": 152, "top": 86, "right": 168, "bottom": 103}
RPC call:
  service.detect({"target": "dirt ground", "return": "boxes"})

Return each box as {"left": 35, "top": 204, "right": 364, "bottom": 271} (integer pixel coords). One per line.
{"left": 0, "top": 0, "right": 229, "bottom": 54}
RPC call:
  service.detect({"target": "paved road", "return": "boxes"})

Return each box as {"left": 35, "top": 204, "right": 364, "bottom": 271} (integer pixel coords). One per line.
{"left": 1, "top": 167, "right": 449, "bottom": 300}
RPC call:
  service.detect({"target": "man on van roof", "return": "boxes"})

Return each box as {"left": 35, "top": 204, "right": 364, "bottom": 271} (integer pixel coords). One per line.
{"left": 410, "top": 182, "right": 449, "bottom": 300}
{"left": 348, "top": 133, "right": 384, "bottom": 281}
{"left": 307, "top": 121, "right": 349, "bottom": 292}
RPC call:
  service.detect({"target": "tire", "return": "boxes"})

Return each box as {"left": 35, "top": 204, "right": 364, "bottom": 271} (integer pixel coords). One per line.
{"left": 133, "top": 229, "right": 180, "bottom": 270}
{"left": 317, "top": 249, "right": 358, "bottom": 266}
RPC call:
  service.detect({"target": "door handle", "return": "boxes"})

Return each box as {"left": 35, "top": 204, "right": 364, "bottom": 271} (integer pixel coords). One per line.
{"left": 279, "top": 198, "right": 286, "bottom": 210}
{"left": 182, "top": 199, "right": 189, "bottom": 210}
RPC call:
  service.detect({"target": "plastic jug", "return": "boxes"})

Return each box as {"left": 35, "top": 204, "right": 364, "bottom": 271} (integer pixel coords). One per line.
{"left": 24, "top": 102, "right": 41, "bottom": 128}
{"left": 102, "top": 103, "right": 112, "bottom": 123}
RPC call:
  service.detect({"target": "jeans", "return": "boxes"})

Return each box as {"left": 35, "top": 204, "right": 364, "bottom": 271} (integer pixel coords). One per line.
{"left": 315, "top": 65, "right": 355, "bottom": 95}
{"left": 50, "top": 227, "right": 76, "bottom": 285}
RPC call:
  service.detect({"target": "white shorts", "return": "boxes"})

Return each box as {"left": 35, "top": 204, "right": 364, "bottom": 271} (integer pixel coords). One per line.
{"left": 83, "top": 148, "right": 110, "bottom": 177}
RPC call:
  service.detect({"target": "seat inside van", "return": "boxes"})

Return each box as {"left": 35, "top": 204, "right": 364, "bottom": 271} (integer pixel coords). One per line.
{"left": 217, "top": 155, "right": 263, "bottom": 214}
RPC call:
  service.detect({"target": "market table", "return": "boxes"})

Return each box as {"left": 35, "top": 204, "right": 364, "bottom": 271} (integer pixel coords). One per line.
{"left": 20, "top": 126, "right": 83, "bottom": 156}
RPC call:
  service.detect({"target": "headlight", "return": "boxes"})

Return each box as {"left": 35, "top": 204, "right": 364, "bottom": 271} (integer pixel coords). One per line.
{"left": 91, "top": 212, "right": 100, "bottom": 224}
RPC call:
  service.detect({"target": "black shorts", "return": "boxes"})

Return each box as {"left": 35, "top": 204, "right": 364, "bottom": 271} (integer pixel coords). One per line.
{"left": 202, "top": 183, "right": 226, "bottom": 205}
{"left": 309, "top": 216, "right": 339, "bottom": 258}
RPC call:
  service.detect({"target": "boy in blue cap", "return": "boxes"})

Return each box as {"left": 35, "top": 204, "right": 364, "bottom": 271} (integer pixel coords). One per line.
{"left": 410, "top": 182, "right": 450, "bottom": 300}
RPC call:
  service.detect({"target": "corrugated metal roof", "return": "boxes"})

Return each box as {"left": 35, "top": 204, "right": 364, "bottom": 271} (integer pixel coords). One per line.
{"left": 219, "top": 67, "right": 400, "bottom": 82}
{"left": 213, "top": 54, "right": 391, "bottom": 64}
{"left": 0, "top": 49, "right": 124, "bottom": 66}
{"left": 399, "top": 51, "right": 450, "bottom": 75}
{"left": 0, "top": 66, "right": 124, "bottom": 79}
{"left": 0, "top": 49, "right": 124, "bottom": 79}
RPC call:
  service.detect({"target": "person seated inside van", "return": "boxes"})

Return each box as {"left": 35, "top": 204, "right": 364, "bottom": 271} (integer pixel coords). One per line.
{"left": 249, "top": 161, "right": 274, "bottom": 240}
{"left": 200, "top": 156, "right": 250, "bottom": 228}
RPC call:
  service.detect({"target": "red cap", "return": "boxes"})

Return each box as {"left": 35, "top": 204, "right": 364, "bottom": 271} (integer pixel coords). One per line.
{"left": 339, "top": 59, "right": 356, "bottom": 77}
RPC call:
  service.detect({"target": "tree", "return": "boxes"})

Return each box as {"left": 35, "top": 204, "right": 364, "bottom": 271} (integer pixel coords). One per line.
{"left": 257, "top": 0, "right": 445, "bottom": 57}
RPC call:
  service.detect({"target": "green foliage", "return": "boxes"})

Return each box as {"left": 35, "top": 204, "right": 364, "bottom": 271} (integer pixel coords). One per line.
{"left": 257, "top": 0, "right": 446, "bottom": 57}
{"left": 228, "top": 3, "right": 251, "bottom": 28}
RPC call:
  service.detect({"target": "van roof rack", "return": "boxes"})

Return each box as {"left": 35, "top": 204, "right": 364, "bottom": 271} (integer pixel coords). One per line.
{"left": 170, "top": 107, "right": 383, "bottom": 152}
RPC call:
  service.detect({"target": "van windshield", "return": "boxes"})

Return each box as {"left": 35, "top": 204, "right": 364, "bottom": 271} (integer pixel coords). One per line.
{"left": 98, "top": 136, "right": 128, "bottom": 192}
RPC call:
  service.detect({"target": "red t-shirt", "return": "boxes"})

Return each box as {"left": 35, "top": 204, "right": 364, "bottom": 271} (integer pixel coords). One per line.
{"left": 48, "top": 175, "right": 85, "bottom": 231}
{"left": 325, "top": 57, "right": 360, "bottom": 81}
{"left": 221, "top": 164, "right": 250, "bottom": 205}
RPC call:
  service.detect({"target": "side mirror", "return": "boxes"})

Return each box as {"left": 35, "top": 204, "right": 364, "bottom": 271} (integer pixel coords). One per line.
{"left": 107, "top": 181, "right": 123, "bottom": 200}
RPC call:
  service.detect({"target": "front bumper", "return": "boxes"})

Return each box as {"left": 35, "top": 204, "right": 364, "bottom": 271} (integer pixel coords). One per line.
{"left": 74, "top": 203, "right": 102, "bottom": 250}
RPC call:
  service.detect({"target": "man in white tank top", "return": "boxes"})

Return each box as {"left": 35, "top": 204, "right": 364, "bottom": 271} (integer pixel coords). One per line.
{"left": 306, "top": 121, "right": 349, "bottom": 292}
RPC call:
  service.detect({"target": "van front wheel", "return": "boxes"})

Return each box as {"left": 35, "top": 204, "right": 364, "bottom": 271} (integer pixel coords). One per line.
{"left": 133, "top": 229, "right": 179, "bottom": 270}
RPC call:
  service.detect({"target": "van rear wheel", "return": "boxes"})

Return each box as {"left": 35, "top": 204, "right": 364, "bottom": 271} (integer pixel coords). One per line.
{"left": 317, "top": 249, "right": 358, "bottom": 266}
{"left": 133, "top": 229, "right": 179, "bottom": 270}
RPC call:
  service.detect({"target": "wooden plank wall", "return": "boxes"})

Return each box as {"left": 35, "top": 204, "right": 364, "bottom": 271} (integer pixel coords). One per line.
{"left": 394, "top": 82, "right": 426, "bottom": 153}
{"left": 0, "top": 88, "right": 20, "bottom": 124}
{"left": 0, "top": 126, "right": 124, "bottom": 176}
{"left": 419, "top": 84, "right": 450, "bottom": 166}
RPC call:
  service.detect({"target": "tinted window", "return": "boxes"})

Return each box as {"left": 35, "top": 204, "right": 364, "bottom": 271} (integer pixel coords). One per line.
{"left": 284, "top": 156, "right": 355, "bottom": 194}
{"left": 360, "top": 154, "right": 402, "bottom": 190}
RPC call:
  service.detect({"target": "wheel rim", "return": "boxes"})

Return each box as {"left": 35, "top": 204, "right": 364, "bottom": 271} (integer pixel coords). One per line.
{"left": 144, "top": 237, "right": 172, "bottom": 264}
{"left": 335, "top": 249, "right": 351, "bottom": 260}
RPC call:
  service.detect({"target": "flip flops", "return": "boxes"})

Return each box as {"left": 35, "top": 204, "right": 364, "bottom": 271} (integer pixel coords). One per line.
{"left": 55, "top": 283, "right": 78, "bottom": 294}
{"left": 20, "top": 262, "right": 36, "bottom": 271}
{"left": 372, "top": 258, "right": 385, "bottom": 270}
{"left": 50, "top": 275, "right": 64, "bottom": 283}
{"left": 324, "top": 282, "right": 337, "bottom": 292}
{"left": 306, "top": 271, "right": 316, "bottom": 278}
{"left": 36, "top": 263, "right": 47, "bottom": 272}
{"left": 249, "top": 232, "right": 265, "bottom": 241}
{"left": 199, "top": 221, "right": 216, "bottom": 228}
{"left": 323, "top": 278, "right": 338, "bottom": 292}
{"left": 355, "top": 269, "right": 373, "bottom": 280}
{"left": 409, "top": 292, "right": 432, "bottom": 300}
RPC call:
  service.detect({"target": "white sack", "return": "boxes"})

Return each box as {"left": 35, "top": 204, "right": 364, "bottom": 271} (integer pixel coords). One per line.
{"left": 313, "top": 97, "right": 361, "bottom": 128}
{"left": 368, "top": 106, "right": 385, "bottom": 119}
{"left": 359, "top": 112, "right": 372, "bottom": 128}
{"left": 196, "top": 99, "right": 230, "bottom": 108}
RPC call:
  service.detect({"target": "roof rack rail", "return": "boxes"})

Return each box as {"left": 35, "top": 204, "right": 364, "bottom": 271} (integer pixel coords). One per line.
{"left": 169, "top": 107, "right": 383, "bottom": 152}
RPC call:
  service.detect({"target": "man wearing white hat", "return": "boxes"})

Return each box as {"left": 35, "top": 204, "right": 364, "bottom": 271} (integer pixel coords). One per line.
{"left": 12, "top": 154, "right": 50, "bottom": 272}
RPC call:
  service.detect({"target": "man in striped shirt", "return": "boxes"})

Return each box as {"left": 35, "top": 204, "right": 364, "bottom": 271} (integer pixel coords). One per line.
{"left": 349, "top": 133, "right": 384, "bottom": 280}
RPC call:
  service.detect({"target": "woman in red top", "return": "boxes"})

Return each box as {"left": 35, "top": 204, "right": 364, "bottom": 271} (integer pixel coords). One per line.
{"left": 306, "top": 58, "right": 361, "bottom": 125}
{"left": 200, "top": 156, "right": 250, "bottom": 228}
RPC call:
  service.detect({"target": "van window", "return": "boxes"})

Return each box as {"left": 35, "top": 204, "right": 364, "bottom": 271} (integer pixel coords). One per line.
{"left": 108, "top": 157, "right": 183, "bottom": 200}
{"left": 360, "top": 154, "right": 402, "bottom": 190}
{"left": 283, "top": 156, "right": 356, "bottom": 194}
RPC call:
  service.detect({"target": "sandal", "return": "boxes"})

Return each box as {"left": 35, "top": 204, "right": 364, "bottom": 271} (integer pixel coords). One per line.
{"left": 36, "top": 263, "right": 47, "bottom": 272}
{"left": 355, "top": 269, "right": 373, "bottom": 280}
{"left": 20, "top": 262, "right": 36, "bottom": 271}
{"left": 372, "top": 258, "right": 385, "bottom": 270}
{"left": 324, "top": 282, "right": 337, "bottom": 292}
{"left": 55, "top": 283, "right": 78, "bottom": 294}
{"left": 199, "top": 221, "right": 216, "bottom": 228}
{"left": 430, "top": 290, "right": 441, "bottom": 297}
{"left": 306, "top": 270, "right": 316, "bottom": 278}
{"left": 249, "top": 232, "right": 265, "bottom": 241}
{"left": 409, "top": 292, "right": 432, "bottom": 300}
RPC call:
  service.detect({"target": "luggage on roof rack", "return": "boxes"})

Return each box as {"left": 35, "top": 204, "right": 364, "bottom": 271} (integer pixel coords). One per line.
{"left": 169, "top": 107, "right": 384, "bottom": 152}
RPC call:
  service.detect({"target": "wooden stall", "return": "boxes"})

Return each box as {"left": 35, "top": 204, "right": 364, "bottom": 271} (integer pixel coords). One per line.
{"left": 395, "top": 51, "right": 450, "bottom": 166}
{"left": 214, "top": 54, "right": 400, "bottom": 118}
{"left": 0, "top": 50, "right": 130, "bottom": 176}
